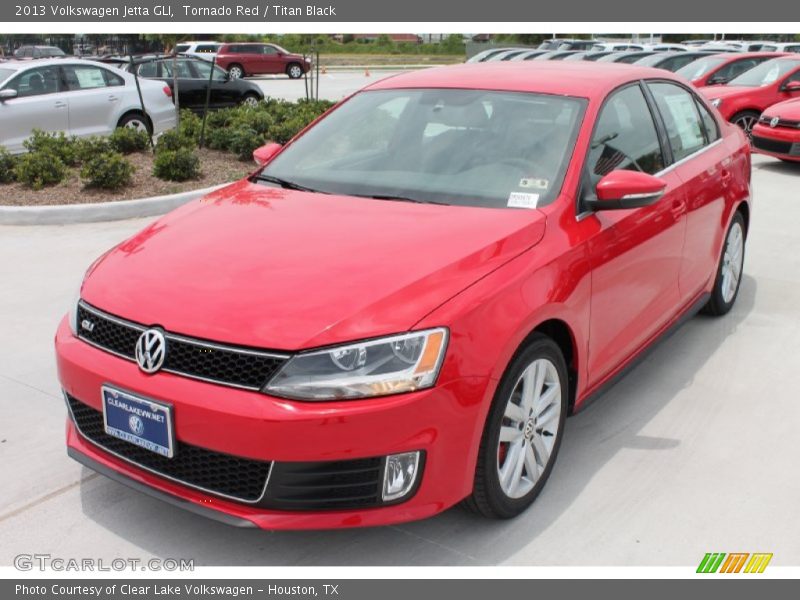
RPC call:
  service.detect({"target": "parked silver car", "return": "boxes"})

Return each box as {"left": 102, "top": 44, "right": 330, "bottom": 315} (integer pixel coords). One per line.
{"left": 0, "top": 58, "right": 176, "bottom": 153}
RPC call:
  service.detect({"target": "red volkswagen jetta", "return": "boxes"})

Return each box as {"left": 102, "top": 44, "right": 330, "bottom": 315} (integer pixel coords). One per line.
{"left": 56, "top": 62, "right": 752, "bottom": 529}
{"left": 751, "top": 98, "right": 800, "bottom": 162}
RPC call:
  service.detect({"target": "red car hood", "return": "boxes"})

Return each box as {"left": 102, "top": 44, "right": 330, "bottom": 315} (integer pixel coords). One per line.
{"left": 699, "top": 85, "right": 757, "bottom": 101}
{"left": 762, "top": 97, "right": 800, "bottom": 119}
{"left": 81, "top": 180, "right": 546, "bottom": 350}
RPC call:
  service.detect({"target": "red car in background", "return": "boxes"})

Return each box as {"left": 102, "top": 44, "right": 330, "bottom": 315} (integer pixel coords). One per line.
{"left": 676, "top": 52, "right": 787, "bottom": 87}
{"left": 56, "top": 62, "right": 751, "bottom": 529}
{"left": 700, "top": 56, "right": 800, "bottom": 136}
{"left": 214, "top": 42, "right": 311, "bottom": 79}
{"left": 752, "top": 98, "right": 800, "bottom": 162}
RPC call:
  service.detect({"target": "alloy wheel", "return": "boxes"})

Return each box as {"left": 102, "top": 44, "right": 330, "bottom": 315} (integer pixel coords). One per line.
{"left": 721, "top": 221, "right": 744, "bottom": 304}
{"left": 229, "top": 66, "right": 243, "bottom": 79}
{"left": 242, "top": 95, "right": 259, "bottom": 108}
{"left": 497, "top": 358, "right": 562, "bottom": 499}
{"left": 733, "top": 114, "right": 757, "bottom": 139}
{"left": 289, "top": 65, "right": 303, "bottom": 79}
{"left": 124, "top": 119, "right": 148, "bottom": 132}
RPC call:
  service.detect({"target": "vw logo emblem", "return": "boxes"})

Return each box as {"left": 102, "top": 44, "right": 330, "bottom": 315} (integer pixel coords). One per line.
{"left": 128, "top": 415, "right": 145, "bottom": 436}
{"left": 135, "top": 328, "right": 166, "bottom": 373}
{"left": 770, "top": 116, "right": 780, "bottom": 128}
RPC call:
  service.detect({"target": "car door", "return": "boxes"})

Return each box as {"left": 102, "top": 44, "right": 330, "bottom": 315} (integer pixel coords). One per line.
{"left": 584, "top": 83, "right": 687, "bottom": 386}
{"left": 162, "top": 58, "right": 203, "bottom": 109}
{"left": 259, "top": 45, "right": 283, "bottom": 74}
{"left": 0, "top": 65, "right": 68, "bottom": 153}
{"left": 189, "top": 59, "right": 235, "bottom": 108}
{"left": 61, "top": 63, "right": 124, "bottom": 138}
{"left": 646, "top": 81, "right": 732, "bottom": 300}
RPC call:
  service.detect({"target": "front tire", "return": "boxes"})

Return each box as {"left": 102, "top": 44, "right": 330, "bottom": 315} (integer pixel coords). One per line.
{"left": 465, "top": 334, "right": 568, "bottom": 519}
{"left": 286, "top": 63, "right": 304, "bottom": 79}
{"left": 240, "top": 93, "right": 260, "bottom": 108}
{"left": 702, "top": 211, "right": 746, "bottom": 316}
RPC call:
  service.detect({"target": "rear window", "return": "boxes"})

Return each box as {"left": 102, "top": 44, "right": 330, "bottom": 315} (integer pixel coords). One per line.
{"left": 174, "top": 44, "right": 190, "bottom": 53}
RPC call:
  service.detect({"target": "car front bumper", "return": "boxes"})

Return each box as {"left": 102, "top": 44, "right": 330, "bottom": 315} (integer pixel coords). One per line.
{"left": 752, "top": 123, "right": 800, "bottom": 162}
{"left": 55, "top": 317, "right": 491, "bottom": 529}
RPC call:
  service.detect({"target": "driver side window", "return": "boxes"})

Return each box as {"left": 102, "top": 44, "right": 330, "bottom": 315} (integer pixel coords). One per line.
{"left": 589, "top": 85, "right": 665, "bottom": 188}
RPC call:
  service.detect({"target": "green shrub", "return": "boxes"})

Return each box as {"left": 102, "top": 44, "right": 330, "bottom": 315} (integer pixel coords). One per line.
{"left": 23, "top": 130, "right": 78, "bottom": 166}
{"left": 72, "top": 136, "right": 113, "bottom": 164}
{"left": 178, "top": 109, "right": 203, "bottom": 140}
{"left": 228, "top": 127, "right": 266, "bottom": 161}
{"left": 109, "top": 127, "right": 150, "bottom": 154}
{"left": 0, "top": 148, "right": 17, "bottom": 184}
{"left": 153, "top": 148, "right": 200, "bottom": 182}
{"left": 14, "top": 151, "right": 67, "bottom": 189}
{"left": 156, "top": 129, "right": 196, "bottom": 153}
{"left": 80, "top": 151, "right": 134, "bottom": 190}
{"left": 205, "top": 127, "right": 236, "bottom": 151}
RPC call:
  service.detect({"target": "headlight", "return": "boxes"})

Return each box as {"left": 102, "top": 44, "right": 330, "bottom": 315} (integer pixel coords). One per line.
{"left": 265, "top": 328, "right": 448, "bottom": 400}
{"left": 710, "top": 98, "right": 722, "bottom": 108}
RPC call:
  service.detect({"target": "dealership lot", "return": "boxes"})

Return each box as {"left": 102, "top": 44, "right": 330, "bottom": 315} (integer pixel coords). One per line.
{"left": 0, "top": 154, "right": 799, "bottom": 565}
{"left": 251, "top": 69, "right": 404, "bottom": 101}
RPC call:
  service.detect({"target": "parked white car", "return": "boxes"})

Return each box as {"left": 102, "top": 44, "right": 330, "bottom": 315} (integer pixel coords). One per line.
{"left": 174, "top": 41, "right": 221, "bottom": 61}
{"left": 0, "top": 59, "right": 176, "bottom": 154}
{"left": 590, "top": 42, "right": 645, "bottom": 52}
{"left": 760, "top": 42, "right": 800, "bottom": 54}
{"left": 646, "top": 43, "right": 690, "bottom": 52}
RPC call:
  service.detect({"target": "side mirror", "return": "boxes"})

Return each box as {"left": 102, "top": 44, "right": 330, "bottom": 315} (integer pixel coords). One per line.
{"left": 783, "top": 80, "right": 800, "bottom": 93}
{"left": 588, "top": 170, "right": 667, "bottom": 211}
{"left": 0, "top": 88, "right": 18, "bottom": 101}
{"left": 252, "top": 142, "right": 282, "bottom": 166}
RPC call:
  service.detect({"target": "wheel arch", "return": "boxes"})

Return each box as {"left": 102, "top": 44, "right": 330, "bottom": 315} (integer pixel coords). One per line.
{"left": 116, "top": 109, "right": 152, "bottom": 132}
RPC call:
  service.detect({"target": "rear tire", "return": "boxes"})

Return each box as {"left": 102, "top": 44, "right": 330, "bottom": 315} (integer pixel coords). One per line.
{"left": 464, "top": 334, "right": 568, "bottom": 519}
{"left": 730, "top": 110, "right": 760, "bottom": 141}
{"left": 286, "top": 63, "right": 304, "bottom": 79}
{"left": 227, "top": 64, "right": 244, "bottom": 79}
{"left": 702, "top": 211, "right": 746, "bottom": 316}
{"left": 117, "top": 112, "right": 151, "bottom": 135}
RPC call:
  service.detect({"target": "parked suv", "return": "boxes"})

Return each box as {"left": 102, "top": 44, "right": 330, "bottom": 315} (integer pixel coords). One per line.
{"left": 214, "top": 43, "right": 311, "bottom": 79}
{"left": 13, "top": 45, "right": 67, "bottom": 60}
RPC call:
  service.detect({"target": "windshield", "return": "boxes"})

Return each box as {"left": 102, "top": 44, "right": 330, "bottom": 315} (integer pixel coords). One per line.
{"left": 258, "top": 89, "right": 586, "bottom": 209}
{"left": 0, "top": 68, "right": 15, "bottom": 85}
{"left": 729, "top": 59, "right": 800, "bottom": 86}
{"left": 675, "top": 56, "right": 727, "bottom": 80}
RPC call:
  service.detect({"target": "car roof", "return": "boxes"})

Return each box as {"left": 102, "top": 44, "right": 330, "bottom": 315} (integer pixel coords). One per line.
{"left": 0, "top": 58, "right": 119, "bottom": 71}
{"left": 365, "top": 61, "right": 675, "bottom": 98}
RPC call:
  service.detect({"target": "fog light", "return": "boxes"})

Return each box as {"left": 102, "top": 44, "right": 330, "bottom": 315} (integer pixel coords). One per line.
{"left": 382, "top": 451, "right": 421, "bottom": 502}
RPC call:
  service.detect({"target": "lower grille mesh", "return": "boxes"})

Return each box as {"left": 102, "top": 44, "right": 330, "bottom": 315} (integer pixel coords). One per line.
{"left": 67, "top": 394, "right": 271, "bottom": 502}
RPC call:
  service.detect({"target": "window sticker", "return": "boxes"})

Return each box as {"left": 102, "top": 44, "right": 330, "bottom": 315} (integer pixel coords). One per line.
{"left": 507, "top": 192, "right": 540, "bottom": 209}
{"left": 519, "top": 177, "right": 549, "bottom": 190}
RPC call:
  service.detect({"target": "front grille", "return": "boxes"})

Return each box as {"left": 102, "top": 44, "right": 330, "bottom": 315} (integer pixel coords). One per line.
{"left": 76, "top": 302, "right": 289, "bottom": 390}
{"left": 67, "top": 394, "right": 271, "bottom": 503}
{"left": 759, "top": 115, "right": 800, "bottom": 128}
{"left": 752, "top": 135, "right": 796, "bottom": 155}
{"left": 262, "top": 458, "right": 385, "bottom": 510}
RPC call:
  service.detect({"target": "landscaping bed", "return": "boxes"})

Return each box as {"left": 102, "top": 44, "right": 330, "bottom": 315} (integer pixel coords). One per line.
{"left": 0, "top": 98, "right": 333, "bottom": 207}
{"left": 0, "top": 149, "right": 248, "bottom": 207}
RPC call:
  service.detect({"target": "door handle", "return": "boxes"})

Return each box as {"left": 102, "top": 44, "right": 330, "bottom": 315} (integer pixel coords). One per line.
{"left": 54, "top": 101, "right": 67, "bottom": 108}
{"left": 108, "top": 95, "right": 119, "bottom": 102}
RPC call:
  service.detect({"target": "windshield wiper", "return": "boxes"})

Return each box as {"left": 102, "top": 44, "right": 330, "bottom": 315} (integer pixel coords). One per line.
{"left": 253, "top": 174, "right": 325, "bottom": 193}
{"left": 360, "top": 194, "right": 449, "bottom": 206}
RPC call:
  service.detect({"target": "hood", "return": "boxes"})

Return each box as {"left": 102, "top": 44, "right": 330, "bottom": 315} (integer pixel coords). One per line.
{"left": 699, "top": 85, "right": 756, "bottom": 101}
{"left": 82, "top": 180, "right": 546, "bottom": 350}
{"left": 762, "top": 97, "right": 800, "bottom": 120}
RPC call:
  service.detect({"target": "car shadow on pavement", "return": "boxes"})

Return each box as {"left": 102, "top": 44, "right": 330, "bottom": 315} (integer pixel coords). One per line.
{"left": 753, "top": 158, "right": 800, "bottom": 175}
{"left": 77, "top": 275, "right": 757, "bottom": 566}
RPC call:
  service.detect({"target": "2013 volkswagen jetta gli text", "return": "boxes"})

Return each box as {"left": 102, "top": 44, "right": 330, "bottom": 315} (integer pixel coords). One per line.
{"left": 55, "top": 62, "right": 752, "bottom": 529}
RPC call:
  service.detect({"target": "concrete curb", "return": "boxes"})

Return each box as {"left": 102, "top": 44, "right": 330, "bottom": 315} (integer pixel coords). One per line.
{"left": 0, "top": 183, "right": 229, "bottom": 226}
